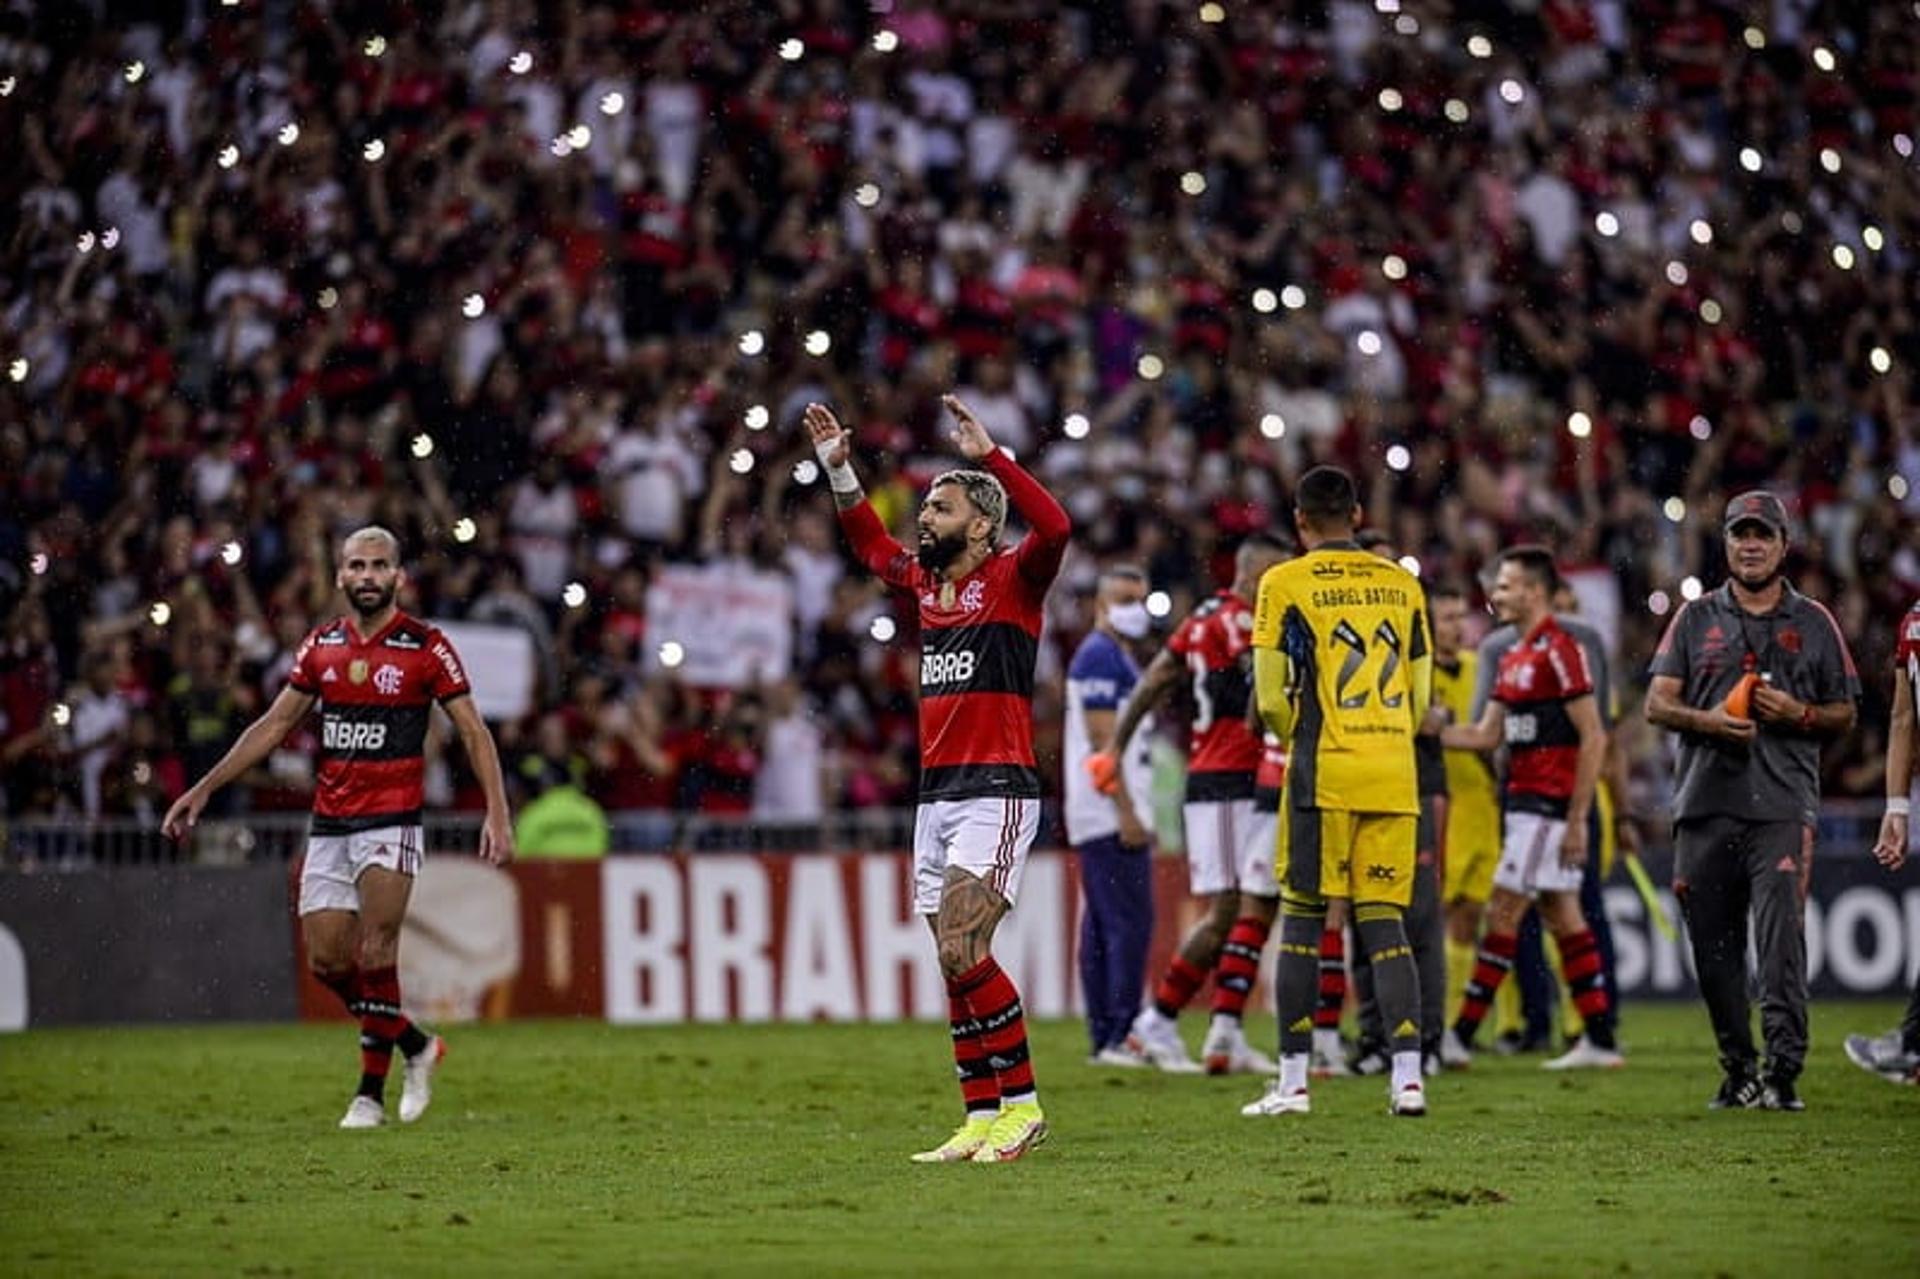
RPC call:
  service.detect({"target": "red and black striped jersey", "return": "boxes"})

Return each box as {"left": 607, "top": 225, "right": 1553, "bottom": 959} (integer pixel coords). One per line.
{"left": 838, "top": 450, "right": 1070, "bottom": 802}
{"left": 1253, "top": 733, "right": 1288, "bottom": 812}
{"left": 286, "top": 611, "right": 471, "bottom": 834}
{"left": 1167, "top": 591, "right": 1261, "bottom": 800}
{"left": 1492, "top": 616, "right": 1592, "bottom": 816}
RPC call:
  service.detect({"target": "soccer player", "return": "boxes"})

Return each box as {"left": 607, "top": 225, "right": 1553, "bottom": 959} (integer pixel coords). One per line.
{"left": 1093, "top": 534, "right": 1290, "bottom": 1075}
{"left": 1645, "top": 492, "right": 1858, "bottom": 1110}
{"left": 1439, "top": 546, "right": 1621, "bottom": 1071}
{"left": 160, "top": 526, "right": 514, "bottom": 1129}
{"left": 1241, "top": 466, "right": 1433, "bottom": 1118}
{"left": 804, "top": 396, "right": 1069, "bottom": 1163}
{"left": 1063, "top": 565, "right": 1158, "bottom": 1065}
{"left": 1848, "top": 597, "right": 1920, "bottom": 1085}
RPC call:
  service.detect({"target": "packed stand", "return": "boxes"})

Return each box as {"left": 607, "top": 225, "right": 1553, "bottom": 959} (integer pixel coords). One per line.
{"left": 1, "top": 0, "right": 1916, "bottom": 836}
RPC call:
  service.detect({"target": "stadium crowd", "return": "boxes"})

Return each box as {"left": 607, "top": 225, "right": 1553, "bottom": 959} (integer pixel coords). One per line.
{"left": 2, "top": 0, "right": 1917, "bottom": 834}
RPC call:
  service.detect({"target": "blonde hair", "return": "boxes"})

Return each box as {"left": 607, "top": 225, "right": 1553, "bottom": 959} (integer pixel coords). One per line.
{"left": 340, "top": 525, "right": 403, "bottom": 562}
{"left": 930, "top": 469, "right": 1007, "bottom": 545}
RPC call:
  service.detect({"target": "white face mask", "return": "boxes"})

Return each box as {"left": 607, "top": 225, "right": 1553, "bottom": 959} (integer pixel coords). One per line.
{"left": 1107, "top": 601, "right": 1151, "bottom": 639}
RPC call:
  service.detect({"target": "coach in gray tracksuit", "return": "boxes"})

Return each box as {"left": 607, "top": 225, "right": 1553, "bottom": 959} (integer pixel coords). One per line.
{"left": 1644, "top": 492, "right": 1859, "bottom": 1111}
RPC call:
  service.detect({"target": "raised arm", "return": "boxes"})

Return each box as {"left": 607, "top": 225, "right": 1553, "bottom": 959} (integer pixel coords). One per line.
{"left": 161, "top": 684, "right": 315, "bottom": 840}
{"left": 804, "top": 402, "right": 913, "bottom": 584}
{"left": 943, "top": 394, "right": 1070, "bottom": 586}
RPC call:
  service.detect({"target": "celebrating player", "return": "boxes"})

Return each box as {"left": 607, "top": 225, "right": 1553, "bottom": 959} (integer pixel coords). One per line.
{"left": 1646, "top": 492, "right": 1858, "bottom": 1110}
{"left": 161, "top": 527, "right": 515, "bottom": 1129}
{"left": 805, "top": 395, "right": 1070, "bottom": 1163}
{"left": 1440, "top": 547, "right": 1620, "bottom": 1071}
{"left": 1242, "top": 466, "right": 1433, "bottom": 1118}
{"left": 1093, "top": 533, "right": 1290, "bottom": 1075}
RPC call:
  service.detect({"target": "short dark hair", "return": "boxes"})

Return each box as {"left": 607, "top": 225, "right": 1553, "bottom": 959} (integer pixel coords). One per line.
{"left": 1294, "top": 466, "right": 1358, "bottom": 529}
{"left": 1239, "top": 531, "right": 1290, "bottom": 557}
{"left": 1498, "top": 545, "right": 1563, "bottom": 594}
{"left": 1098, "top": 563, "right": 1147, "bottom": 588}
{"left": 1427, "top": 580, "right": 1469, "bottom": 603}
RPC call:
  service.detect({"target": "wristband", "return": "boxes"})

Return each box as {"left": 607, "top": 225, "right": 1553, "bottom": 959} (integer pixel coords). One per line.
{"left": 1889, "top": 798, "right": 1912, "bottom": 817}
{"left": 1797, "top": 703, "right": 1816, "bottom": 731}
{"left": 813, "top": 437, "right": 859, "bottom": 493}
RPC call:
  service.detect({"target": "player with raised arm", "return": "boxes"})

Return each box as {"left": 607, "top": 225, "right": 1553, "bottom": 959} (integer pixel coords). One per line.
{"left": 805, "top": 395, "right": 1070, "bottom": 1164}
{"left": 1439, "top": 547, "right": 1621, "bottom": 1070}
{"left": 1090, "top": 534, "right": 1290, "bottom": 1075}
{"left": 161, "top": 527, "right": 514, "bottom": 1129}
{"left": 1241, "top": 467, "right": 1434, "bottom": 1119}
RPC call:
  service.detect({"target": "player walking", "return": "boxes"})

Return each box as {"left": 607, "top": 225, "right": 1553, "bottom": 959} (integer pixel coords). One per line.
{"left": 1092, "top": 534, "right": 1289, "bottom": 1075}
{"left": 1645, "top": 492, "right": 1858, "bottom": 1110}
{"left": 805, "top": 396, "right": 1069, "bottom": 1163}
{"left": 1241, "top": 467, "right": 1433, "bottom": 1118}
{"left": 1439, "top": 547, "right": 1620, "bottom": 1070}
{"left": 161, "top": 527, "right": 514, "bottom": 1129}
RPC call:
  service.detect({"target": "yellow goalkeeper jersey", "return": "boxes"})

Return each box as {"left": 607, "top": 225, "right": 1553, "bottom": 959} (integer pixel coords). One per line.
{"left": 1434, "top": 651, "right": 1500, "bottom": 813}
{"left": 1251, "top": 543, "right": 1432, "bottom": 814}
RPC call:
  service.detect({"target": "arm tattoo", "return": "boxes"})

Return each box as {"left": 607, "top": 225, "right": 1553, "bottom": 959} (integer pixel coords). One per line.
{"left": 832, "top": 483, "right": 866, "bottom": 511}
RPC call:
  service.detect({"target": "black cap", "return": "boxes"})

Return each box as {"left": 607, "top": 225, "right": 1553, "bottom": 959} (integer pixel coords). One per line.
{"left": 1723, "top": 491, "right": 1789, "bottom": 539}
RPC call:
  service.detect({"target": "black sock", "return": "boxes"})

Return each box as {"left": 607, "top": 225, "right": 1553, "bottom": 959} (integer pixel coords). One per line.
{"left": 396, "top": 1024, "right": 430, "bottom": 1058}
{"left": 357, "top": 1072, "right": 386, "bottom": 1102}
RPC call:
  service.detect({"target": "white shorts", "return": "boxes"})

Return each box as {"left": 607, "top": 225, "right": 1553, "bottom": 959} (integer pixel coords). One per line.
{"left": 298, "top": 825, "right": 424, "bottom": 915}
{"left": 1494, "top": 810, "right": 1583, "bottom": 897}
{"left": 1183, "top": 799, "right": 1276, "bottom": 897}
{"left": 913, "top": 798, "right": 1040, "bottom": 915}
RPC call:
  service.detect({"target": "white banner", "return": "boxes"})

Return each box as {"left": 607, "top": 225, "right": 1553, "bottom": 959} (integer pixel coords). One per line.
{"left": 641, "top": 563, "right": 794, "bottom": 687}
{"left": 430, "top": 620, "right": 536, "bottom": 720}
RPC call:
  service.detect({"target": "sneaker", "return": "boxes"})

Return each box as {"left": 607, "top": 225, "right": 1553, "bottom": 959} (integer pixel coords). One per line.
{"left": 1543, "top": 1037, "right": 1626, "bottom": 1071}
{"left": 1312, "top": 1045, "right": 1356, "bottom": 1078}
{"left": 1240, "top": 1082, "right": 1311, "bottom": 1116}
{"left": 398, "top": 1035, "right": 446, "bottom": 1124}
{"left": 338, "top": 1095, "right": 386, "bottom": 1130}
{"left": 970, "top": 1102, "right": 1047, "bottom": 1163}
{"left": 1844, "top": 1031, "right": 1920, "bottom": 1082}
{"left": 1389, "top": 1081, "right": 1427, "bottom": 1117}
{"left": 1708, "top": 1075, "right": 1766, "bottom": 1111}
{"left": 1761, "top": 1077, "right": 1805, "bottom": 1112}
{"left": 1124, "top": 1014, "right": 1203, "bottom": 1074}
{"left": 1349, "top": 1047, "right": 1388, "bottom": 1077}
{"left": 1089, "top": 1044, "right": 1148, "bottom": 1068}
{"left": 910, "top": 1115, "right": 996, "bottom": 1163}
{"left": 1439, "top": 1028, "right": 1473, "bottom": 1070}
{"left": 1202, "top": 1023, "right": 1277, "bottom": 1075}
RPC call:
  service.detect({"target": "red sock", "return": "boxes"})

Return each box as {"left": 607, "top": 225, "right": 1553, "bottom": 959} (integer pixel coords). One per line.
{"left": 945, "top": 973, "right": 1000, "bottom": 1118}
{"left": 1455, "top": 931, "right": 1518, "bottom": 1044}
{"left": 1557, "top": 928, "right": 1614, "bottom": 1046}
{"left": 1314, "top": 927, "right": 1347, "bottom": 1030}
{"left": 1209, "top": 917, "right": 1271, "bottom": 1021}
{"left": 956, "top": 956, "right": 1036, "bottom": 1104}
{"left": 1152, "top": 955, "right": 1211, "bottom": 1019}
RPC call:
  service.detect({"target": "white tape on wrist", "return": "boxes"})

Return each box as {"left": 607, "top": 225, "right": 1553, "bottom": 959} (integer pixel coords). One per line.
{"left": 813, "top": 439, "right": 859, "bottom": 494}
{"left": 1887, "top": 797, "right": 1911, "bottom": 817}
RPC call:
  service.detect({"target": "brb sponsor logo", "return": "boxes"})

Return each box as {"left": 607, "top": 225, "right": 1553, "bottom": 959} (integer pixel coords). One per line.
{"left": 323, "top": 719, "right": 388, "bottom": 751}
{"left": 922, "top": 649, "right": 977, "bottom": 688}
{"left": 1505, "top": 713, "right": 1538, "bottom": 744}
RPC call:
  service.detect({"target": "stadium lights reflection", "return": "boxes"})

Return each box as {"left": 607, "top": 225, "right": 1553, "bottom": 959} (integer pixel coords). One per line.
{"left": 218, "top": 144, "right": 239, "bottom": 168}
{"left": 1739, "top": 147, "right": 1762, "bottom": 172}
{"left": 363, "top": 139, "right": 385, "bottom": 162}
{"left": 658, "top": 641, "right": 685, "bottom": 669}
{"left": 1663, "top": 497, "right": 1687, "bottom": 522}
{"left": 1180, "top": 171, "right": 1207, "bottom": 196}
{"left": 462, "top": 293, "right": 486, "bottom": 318}
{"left": 221, "top": 541, "right": 244, "bottom": 566}
{"left": 779, "top": 39, "right": 804, "bottom": 62}
{"left": 410, "top": 433, "right": 434, "bottom": 458}
{"left": 1648, "top": 590, "right": 1672, "bottom": 616}
{"left": 1680, "top": 576, "right": 1704, "bottom": 602}
{"left": 278, "top": 122, "right": 300, "bottom": 146}
{"left": 793, "top": 459, "right": 820, "bottom": 485}
{"left": 1871, "top": 347, "right": 1893, "bottom": 375}
{"left": 1137, "top": 353, "right": 1165, "bottom": 380}
{"left": 745, "top": 405, "right": 770, "bottom": 431}
{"left": 149, "top": 601, "right": 172, "bottom": 626}
{"left": 508, "top": 51, "right": 532, "bottom": 75}
{"left": 1062, "top": 413, "right": 1091, "bottom": 440}
{"left": 869, "top": 616, "right": 897, "bottom": 643}
{"left": 1689, "top": 415, "right": 1713, "bottom": 440}
{"left": 1259, "top": 414, "right": 1285, "bottom": 440}
{"left": 872, "top": 30, "right": 899, "bottom": 53}
{"left": 1280, "top": 284, "right": 1307, "bottom": 310}
{"left": 600, "top": 92, "right": 624, "bottom": 116}
{"left": 1251, "top": 287, "right": 1277, "bottom": 313}
{"left": 1145, "top": 591, "right": 1173, "bottom": 619}
{"left": 1567, "top": 411, "right": 1592, "bottom": 439}
{"left": 1444, "top": 98, "right": 1469, "bottom": 123}
{"left": 803, "top": 330, "right": 831, "bottom": 357}
{"left": 737, "top": 329, "right": 765, "bottom": 356}
{"left": 452, "top": 518, "right": 477, "bottom": 543}
{"left": 563, "top": 582, "right": 588, "bottom": 609}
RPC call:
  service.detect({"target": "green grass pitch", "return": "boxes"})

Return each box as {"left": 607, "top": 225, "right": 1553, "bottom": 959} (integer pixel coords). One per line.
{"left": 4, "top": 1004, "right": 1917, "bottom": 1277}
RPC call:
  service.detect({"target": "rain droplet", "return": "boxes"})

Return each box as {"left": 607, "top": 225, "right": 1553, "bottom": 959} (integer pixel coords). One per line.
{"left": 1394, "top": 13, "right": 1418, "bottom": 35}
{"left": 872, "top": 30, "right": 899, "bottom": 53}
{"left": 218, "top": 144, "right": 240, "bottom": 169}
{"left": 1896, "top": 134, "right": 1915, "bottom": 160}
{"left": 508, "top": 51, "right": 532, "bottom": 75}
{"left": 149, "top": 601, "right": 172, "bottom": 626}
{"left": 1891, "top": 475, "right": 1910, "bottom": 501}
{"left": 1665, "top": 261, "right": 1689, "bottom": 286}
{"left": 1818, "top": 148, "right": 1841, "bottom": 174}
{"left": 1062, "top": 413, "right": 1090, "bottom": 440}
{"left": 1870, "top": 347, "right": 1893, "bottom": 375}
{"left": 1648, "top": 591, "right": 1672, "bottom": 616}
{"left": 452, "top": 518, "right": 477, "bottom": 543}
{"left": 729, "top": 448, "right": 755, "bottom": 475}
{"left": 410, "top": 433, "right": 434, "bottom": 459}
{"left": 29, "top": 552, "right": 49, "bottom": 575}
{"left": 1689, "top": 219, "right": 1712, "bottom": 245}
{"left": 1356, "top": 330, "right": 1383, "bottom": 356}
{"left": 1831, "top": 244, "right": 1855, "bottom": 270}
{"left": 1377, "top": 87, "right": 1403, "bottom": 113}
{"left": 1145, "top": 591, "right": 1172, "bottom": 619}
{"left": 8, "top": 358, "right": 29, "bottom": 382}
{"left": 869, "top": 615, "right": 897, "bottom": 643}
{"left": 1689, "top": 415, "right": 1713, "bottom": 441}
{"left": 364, "top": 36, "right": 387, "bottom": 58}
{"left": 1812, "top": 46, "right": 1835, "bottom": 73}
{"left": 600, "top": 91, "right": 624, "bottom": 116}
{"left": 549, "top": 136, "right": 573, "bottom": 158}
{"left": 744, "top": 404, "right": 770, "bottom": 432}
{"left": 1567, "top": 411, "right": 1592, "bottom": 439}
{"left": 1137, "top": 353, "right": 1165, "bottom": 380}
{"left": 100, "top": 226, "right": 119, "bottom": 249}
{"left": 803, "top": 330, "right": 831, "bottom": 357}
{"left": 363, "top": 138, "right": 385, "bottom": 162}
{"left": 1385, "top": 444, "right": 1411, "bottom": 471}
{"left": 0, "top": 76, "right": 14, "bottom": 97}
{"left": 566, "top": 124, "right": 591, "bottom": 149}
{"left": 1467, "top": 35, "right": 1493, "bottom": 59}
{"left": 1443, "top": 98, "right": 1469, "bottom": 123}
{"left": 562, "top": 582, "right": 588, "bottom": 609}
{"left": 1497, "top": 79, "right": 1524, "bottom": 104}
{"left": 1199, "top": 3, "right": 1227, "bottom": 25}
{"left": 1863, "top": 226, "right": 1885, "bottom": 252}
{"left": 221, "top": 541, "right": 244, "bottom": 566}
{"left": 51, "top": 703, "right": 72, "bottom": 727}
{"left": 854, "top": 182, "right": 881, "bottom": 208}
{"left": 278, "top": 122, "right": 300, "bottom": 146}
{"left": 1381, "top": 254, "right": 1407, "bottom": 281}
{"left": 1259, "top": 414, "right": 1286, "bottom": 440}
{"left": 1742, "top": 27, "right": 1765, "bottom": 50}
{"left": 77, "top": 231, "right": 95, "bottom": 254}
{"left": 1680, "top": 576, "right": 1703, "bottom": 601}
{"left": 317, "top": 287, "right": 339, "bottom": 310}
{"left": 1280, "top": 285, "right": 1307, "bottom": 310}
{"left": 793, "top": 459, "right": 820, "bottom": 485}
{"left": 737, "top": 330, "right": 766, "bottom": 356}
{"left": 1179, "top": 171, "right": 1206, "bottom": 196}
{"left": 124, "top": 61, "right": 145, "bottom": 85}
{"left": 658, "top": 641, "right": 686, "bottom": 669}
{"left": 1251, "top": 287, "right": 1277, "bottom": 313}
{"left": 779, "top": 38, "right": 804, "bottom": 62}
{"left": 1700, "top": 299, "right": 1723, "bottom": 325}
{"left": 1663, "top": 497, "right": 1687, "bottom": 522}
{"left": 1397, "top": 555, "right": 1422, "bottom": 578}
{"left": 1594, "top": 211, "right": 1619, "bottom": 237}
{"left": 1738, "top": 147, "right": 1762, "bottom": 173}
{"left": 462, "top": 293, "right": 486, "bottom": 318}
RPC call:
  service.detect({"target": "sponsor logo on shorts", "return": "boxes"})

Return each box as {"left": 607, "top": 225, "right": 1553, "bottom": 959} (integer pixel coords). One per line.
{"left": 1366, "top": 863, "right": 1397, "bottom": 882}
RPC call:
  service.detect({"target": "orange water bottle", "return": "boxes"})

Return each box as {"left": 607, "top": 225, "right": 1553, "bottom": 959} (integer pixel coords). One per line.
{"left": 1722, "top": 672, "right": 1760, "bottom": 720}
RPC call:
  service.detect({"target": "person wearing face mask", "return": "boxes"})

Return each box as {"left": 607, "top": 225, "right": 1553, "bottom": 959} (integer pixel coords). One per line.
{"left": 1645, "top": 491, "right": 1860, "bottom": 1112}
{"left": 1063, "top": 565, "right": 1158, "bottom": 1065}
{"left": 1091, "top": 532, "right": 1290, "bottom": 1076}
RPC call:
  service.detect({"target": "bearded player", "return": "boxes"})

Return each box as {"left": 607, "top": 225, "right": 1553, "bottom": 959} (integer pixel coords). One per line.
{"left": 162, "top": 526, "right": 514, "bottom": 1129}
{"left": 1091, "top": 533, "right": 1290, "bottom": 1075}
{"left": 805, "top": 395, "right": 1070, "bottom": 1164}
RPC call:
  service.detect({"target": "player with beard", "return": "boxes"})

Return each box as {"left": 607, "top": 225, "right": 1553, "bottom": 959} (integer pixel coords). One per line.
{"left": 805, "top": 396, "right": 1070, "bottom": 1163}
{"left": 1645, "top": 492, "right": 1858, "bottom": 1110}
{"left": 162, "top": 527, "right": 514, "bottom": 1128}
